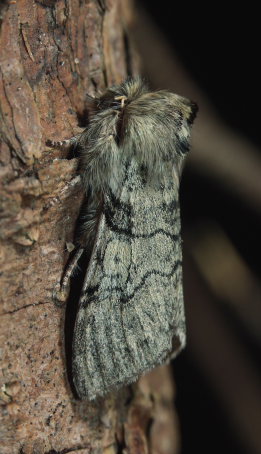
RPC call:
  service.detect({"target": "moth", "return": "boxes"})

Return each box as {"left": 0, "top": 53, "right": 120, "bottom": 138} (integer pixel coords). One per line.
{"left": 47, "top": 78, "right": 197, "bottom": 400}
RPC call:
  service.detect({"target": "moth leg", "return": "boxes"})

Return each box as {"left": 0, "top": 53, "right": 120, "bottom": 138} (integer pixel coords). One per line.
{"left": 46, "top": 133, "right": 82, "bottom": 151}
{"left": 53, "top": 247, "right": 84, "bottom": 306}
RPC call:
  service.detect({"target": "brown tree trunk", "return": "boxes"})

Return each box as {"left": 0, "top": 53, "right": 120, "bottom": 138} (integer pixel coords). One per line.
{"left": 0, "top": 1, "right": 179, "bottom": 452}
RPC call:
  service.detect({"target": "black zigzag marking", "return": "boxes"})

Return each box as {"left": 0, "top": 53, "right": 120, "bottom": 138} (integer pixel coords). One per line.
{"left": 106, "top": 187, "right": 179, "bottom": 214}
{"left": 81, "top": 259, "right": 182, "bottom": 307}
{"left": 104, "top": 190, "right": 180, "bottom": 239}
{"left": 104, "top": 207, "right": 181, "bottom": 239}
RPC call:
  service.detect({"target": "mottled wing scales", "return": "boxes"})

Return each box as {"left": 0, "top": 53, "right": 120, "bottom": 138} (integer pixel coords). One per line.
{"left": 72, "top": 159, "right": 185, "bottom": 400}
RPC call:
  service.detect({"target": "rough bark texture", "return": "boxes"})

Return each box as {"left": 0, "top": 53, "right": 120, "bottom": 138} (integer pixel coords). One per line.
{"left": 0, "top": 1, "right": 179, "bottom": 453}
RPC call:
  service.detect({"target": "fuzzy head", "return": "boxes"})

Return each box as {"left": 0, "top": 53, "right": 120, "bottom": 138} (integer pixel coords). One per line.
{"left": 79, "top": 78, "right": 198, "bottom": 192}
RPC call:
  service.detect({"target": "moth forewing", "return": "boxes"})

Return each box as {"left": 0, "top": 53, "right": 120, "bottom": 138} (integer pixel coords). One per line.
{"left": 47, "top": 78, "right": 198, "bottom": 400}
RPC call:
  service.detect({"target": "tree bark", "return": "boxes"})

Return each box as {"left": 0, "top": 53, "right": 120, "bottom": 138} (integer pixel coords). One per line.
{"left": 0, "top": 1, "right": 179, "bottom": 452}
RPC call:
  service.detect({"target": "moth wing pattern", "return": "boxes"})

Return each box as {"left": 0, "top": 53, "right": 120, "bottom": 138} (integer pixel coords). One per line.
{"left": 49, "top": 78, "right": 198, "bottom": 400}
{"left": 72, "top": 159, "right": 186, "bottom": 400}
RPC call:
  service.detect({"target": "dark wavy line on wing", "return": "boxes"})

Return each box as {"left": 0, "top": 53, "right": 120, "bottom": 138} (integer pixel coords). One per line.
{"left": 80, "top": 259, "right": 182, "bottom": 307}
{"left": 104, "top": 207, "right": 180, "bottom": 239}
{"left": 106, "top": 188, "right": 132, "bottom": 214}
{"left": 106, "top": 187, "right": 179, "bottom": 214}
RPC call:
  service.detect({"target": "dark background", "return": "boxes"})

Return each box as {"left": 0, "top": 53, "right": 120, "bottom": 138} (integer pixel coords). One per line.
{"left": 139, "top": 3, "right": 261, "bottom": 453}
{"left": 140, "top": 4, "right": 260, "bottom": 147}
